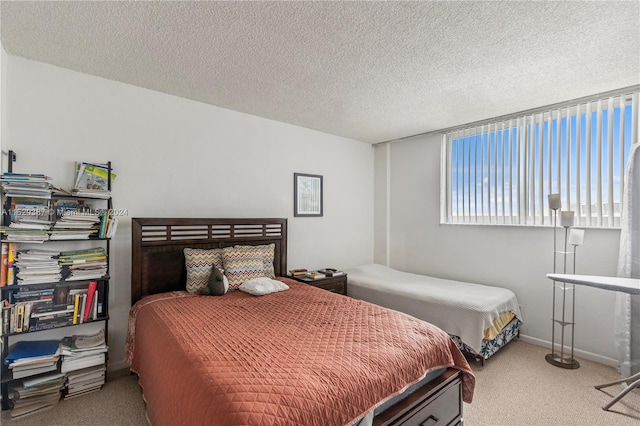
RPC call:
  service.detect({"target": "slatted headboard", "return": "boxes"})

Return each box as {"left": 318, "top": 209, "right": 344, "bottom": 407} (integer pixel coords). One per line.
{"left": 131, "top": 218, "right": 288, "bottom": 304}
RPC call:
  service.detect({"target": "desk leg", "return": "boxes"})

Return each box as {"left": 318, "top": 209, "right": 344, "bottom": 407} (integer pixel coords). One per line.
{"left": 595, "top": 371, "right": 640, "bottom": 410}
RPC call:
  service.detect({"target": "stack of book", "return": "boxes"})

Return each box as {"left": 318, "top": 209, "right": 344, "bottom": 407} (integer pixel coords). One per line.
{"left": 27, "top": 302, "right": 76, "bottom": 332}
{"left": 1, "top": 282, "right": 102, "bottom": 334}
{"left": 7, "top": 372, "right": 65, "bottom": 419}
{"left": 14, "top": 249, "right": 62, "bottom": 285}
{"left": 4, "top": 340, "right": 61, "bottom": 380}
{"left": 288, "top": 269, "right": 308, "bottom": 277}
{"left": 9, "top": 218, "right": 53, "bottom": 231}
{"left": 59, "top": 248, "right": 107, "bottom": 281}
{"left": 7, "top": 288, "right": 58, "bottom": 333}
{"left": 0, "top": 172, "right": 53, "bottom": 199}
{"left": 61, "top": 329, "right": 107, "bottom": 399}
{"left": 50, "top": 211, "right": 101, "bottom": 240}
{"left": 0, "top": 228, "right": 50, "bottom": 243}
{"left": 2, "top": 286, "right": 75, "bottom": 334}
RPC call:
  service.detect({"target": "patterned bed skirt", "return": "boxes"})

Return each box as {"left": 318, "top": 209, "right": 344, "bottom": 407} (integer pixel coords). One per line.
{"left": 450, "top": 317, "right": 521, "bottom": 362}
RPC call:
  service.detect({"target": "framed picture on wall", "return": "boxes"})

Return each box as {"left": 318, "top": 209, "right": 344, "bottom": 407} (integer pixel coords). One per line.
{"left": 294, "top": 173, "right": 323, "bottom": 217}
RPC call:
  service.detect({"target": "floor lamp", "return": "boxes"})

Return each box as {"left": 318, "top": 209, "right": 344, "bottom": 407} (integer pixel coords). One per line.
{"left": 546, "top": 194, "right": 583, "bottom": 369}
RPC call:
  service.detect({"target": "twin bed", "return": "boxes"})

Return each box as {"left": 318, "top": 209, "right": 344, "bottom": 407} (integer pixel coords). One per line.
{"left": 345, "top": 264, "right": 522, "bottom": 363}
{"left": 125, "top": 218, "right": 475, "bottom": 425}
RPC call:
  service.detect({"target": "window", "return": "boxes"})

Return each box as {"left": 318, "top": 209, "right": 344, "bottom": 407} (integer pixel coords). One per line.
{"left": 441, "top": 89, "right": 638, "bottom": 228}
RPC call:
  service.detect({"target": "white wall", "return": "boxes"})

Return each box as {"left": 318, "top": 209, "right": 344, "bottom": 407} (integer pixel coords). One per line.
{"left": 1, "top": 43, "right": 6, "bottom": 165}
{"left": 3, "top": 54, "right": 375, "bottom": 370}
{"left": 375, "top": 134, "right": 622, "bottom": 365}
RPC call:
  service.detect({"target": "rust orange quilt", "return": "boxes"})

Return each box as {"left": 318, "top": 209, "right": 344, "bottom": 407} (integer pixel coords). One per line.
{"left": 125, "top": 279, "right": 474, "bottom": 425}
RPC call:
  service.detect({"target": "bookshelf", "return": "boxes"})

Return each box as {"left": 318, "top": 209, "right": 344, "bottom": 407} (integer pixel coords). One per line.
{"left": 0, "top": 151, "right": 113, "bottom": 413}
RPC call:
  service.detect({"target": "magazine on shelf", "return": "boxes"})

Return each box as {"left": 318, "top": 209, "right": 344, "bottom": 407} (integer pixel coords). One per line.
{"left": 74, "top": 162, "right": 116, "bottom": 191}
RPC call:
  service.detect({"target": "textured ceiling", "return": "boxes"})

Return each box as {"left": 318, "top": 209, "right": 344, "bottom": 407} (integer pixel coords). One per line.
{"left": 1, "top": 1, "right": 639, "bottom": 143}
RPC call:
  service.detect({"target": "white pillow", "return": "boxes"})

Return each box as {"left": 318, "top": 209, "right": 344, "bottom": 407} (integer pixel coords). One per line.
{"left": 238, "top": 277, "right": 289, "bottom": 296}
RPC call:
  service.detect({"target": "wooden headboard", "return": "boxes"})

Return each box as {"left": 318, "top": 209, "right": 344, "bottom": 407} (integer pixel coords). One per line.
{"left": 131, "top": 218, "right": 288, "bottom": 304}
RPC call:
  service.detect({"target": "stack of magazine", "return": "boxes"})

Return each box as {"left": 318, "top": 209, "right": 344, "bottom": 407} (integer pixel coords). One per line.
{"left": 14, "top": 249, "right": 62, "bottom": 285}
{"left": 60, "top": 329, "right": 107, "bottom": 399}
{"left": 58, "top": 247, "right": 107, "bottom": 281}
{"left": 0, "top": 172, "right": 53, "bottom": 199}
{"left": 8, "top": 373, "right": 65, "bottom": 419}
{"left": 50, "top": 210, "right": 100, "bottom": 240}
{"left": 4, "top": 340, "right": 61, "bottom": 380}
{"left": 72, "top": 162, "right": 115, "bottom": 199}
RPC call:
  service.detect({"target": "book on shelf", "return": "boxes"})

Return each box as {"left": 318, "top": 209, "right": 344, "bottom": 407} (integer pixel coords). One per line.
{"left": 61, "top": 352, "right": 105, "bottom": 373}
{"left": 63, "top": 386, "right": 101, "bottom": 400}
{"left": 7, "top": 242, "right": 18, "bottom": 286}
{"left": 98, "top": 211, "right": 109, "bottom": 238}
{"left": 11, "top": 363, "right": 58, "bottom": 379}
{"left": 83, "top": 281, "right": 98, "bottom": 322}
{"left": 1, "top": 242, "right": 8, "bottom": 287}
{"left": 9, "top": 220, "right": 52, "bottom": 230}
{"left": 9, "top": 199, "right": 50, "bottom": 222}
{"left": 2, "top": 305, "right": 10, "bottom": 335}
{"left": 9, "top": 392, "right": 61, "bottom": 419}
{"left": 16, "top": 304, "right": 25, "bottom": 332}
{"left": 105, "top": 217, "right": 118, "bottom": 238}
{"left": 12, "top": 373, "right": 65, "bottom": 397}
{"left": 22, "top": 372, "right": 65, "bottom": 387}
{"left": 52, "top": 199, "right": 92, "bottom": 219}
{"left": 58, "top": 247, "right": 106, "bottom": 260}
{"left": 72, "top": 294, "right": 81, "bottom": 325}
{"left": 3, "top": 339, "right": 61, "bottom": 365}
{"left": 61, "top": 328, "right": 105, "bottom": 350}
{"left": 9, "top": 383, "right": 63, "bottom": 403}
{"left": 66, "top": 377, "right": 104, "bottom": 395}
{"left": 0, "top": 172, "right": 50, "bottom": 181}
{"left": 0, "top": 173, "right": 51, "bottom": 197}
{"left": 1, "top": 229, "right": 50, "bottom": 243}
{"left": 8, "top": 355, "right": 59, "bottom": 369}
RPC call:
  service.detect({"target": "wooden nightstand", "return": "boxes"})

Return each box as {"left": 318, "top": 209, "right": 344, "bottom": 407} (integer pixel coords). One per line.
{"left": 288, "top": 274, "right": 348, "bottom": 295}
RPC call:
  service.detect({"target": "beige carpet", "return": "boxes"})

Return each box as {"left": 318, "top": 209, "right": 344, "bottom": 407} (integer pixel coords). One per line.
{"left": 464, "top": 340, "right": 640, "bottom": 425}
{"left": 1, "top": 340, "right": 639, "bottom": 425}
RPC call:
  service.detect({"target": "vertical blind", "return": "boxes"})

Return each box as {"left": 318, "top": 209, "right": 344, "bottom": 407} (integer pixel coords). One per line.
{"left": 442, "top": 90, "right": 639, "bottom": 227}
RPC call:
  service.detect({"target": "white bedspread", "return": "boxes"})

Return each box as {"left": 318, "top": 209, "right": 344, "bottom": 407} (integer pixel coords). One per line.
{"left": 345, "top": 264, "right": 522, "bottom": 353}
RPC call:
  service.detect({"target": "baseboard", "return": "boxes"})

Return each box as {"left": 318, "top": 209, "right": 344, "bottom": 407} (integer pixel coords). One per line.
{"left": 518, "top": 334, "right": 619, "bottom": 368}
{"left": 107, "top": 359, "right": 130, "bottom": 373}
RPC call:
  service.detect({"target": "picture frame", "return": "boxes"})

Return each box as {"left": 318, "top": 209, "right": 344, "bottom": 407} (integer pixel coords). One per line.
{"left": 294, "top": 173, "right": 323, "bottom": 217}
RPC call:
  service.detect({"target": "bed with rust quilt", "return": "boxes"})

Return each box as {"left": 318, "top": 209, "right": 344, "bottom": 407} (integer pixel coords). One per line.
{"left": 125, "top": 279, "right": 474, "bottom": 425}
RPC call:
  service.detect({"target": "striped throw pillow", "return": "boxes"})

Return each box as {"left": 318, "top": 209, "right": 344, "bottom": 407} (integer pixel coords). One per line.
{"left": 222, "top": 246, "right": 267, "bottom": 290}
{"left": 184, "top": 248, "right": 223, "bottom": 293}
{"left": 233, "top": 243, "right": 275, "bottom": 278}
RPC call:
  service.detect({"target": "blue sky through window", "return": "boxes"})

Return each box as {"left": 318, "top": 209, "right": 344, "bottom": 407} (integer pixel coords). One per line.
{"left": 449, "top": 104, "right": 633, "bottom": 226}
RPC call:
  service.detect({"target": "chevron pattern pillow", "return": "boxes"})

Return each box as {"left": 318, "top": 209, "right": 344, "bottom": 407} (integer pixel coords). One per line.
{"left": 222, "top": 246, "right": 267, "bottom": 290}
{"left": 184, "top": 248, "right": 223, "bottom": 293}
{"left": 232, "top": 243, "right": 275, "bottom": 278}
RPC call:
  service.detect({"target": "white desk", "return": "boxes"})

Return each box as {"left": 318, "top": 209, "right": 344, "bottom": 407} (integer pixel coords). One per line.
{"left": 547, "top": 273, "right": 640, "bottom": 411}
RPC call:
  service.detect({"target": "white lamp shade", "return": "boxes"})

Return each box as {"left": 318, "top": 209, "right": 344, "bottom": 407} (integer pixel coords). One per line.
{"left": 561, "top": 211, "right": 575, "bottom": 227}
{"left": 569, "top": 228, "right": 585, "bottom": 246}
{"left": 548, "top": 194, "right": 561, "bottom": 210}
